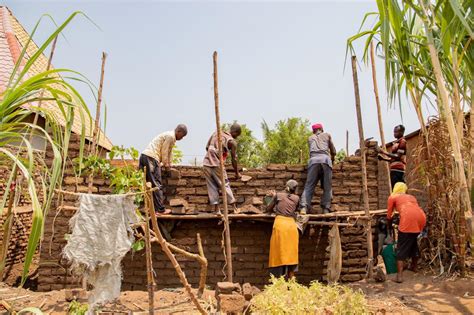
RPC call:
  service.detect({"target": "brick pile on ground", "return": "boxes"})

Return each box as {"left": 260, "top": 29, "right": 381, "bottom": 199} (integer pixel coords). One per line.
{"left": 215, "top": 281, "right": 260, "bottom": 314}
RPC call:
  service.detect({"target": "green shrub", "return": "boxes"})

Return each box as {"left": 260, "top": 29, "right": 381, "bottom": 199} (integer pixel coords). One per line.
{"left": 251, "top": 277, "right": 368, "bottom": 314}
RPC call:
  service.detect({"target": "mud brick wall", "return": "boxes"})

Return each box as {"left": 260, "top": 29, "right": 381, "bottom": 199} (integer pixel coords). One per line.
{"left": 0, "top": 207, "right": 33, "bottom": 268}
{"left": 120, "top": 221, "right": 374, "bottom": 290}
{"left": 37, "top": 141, "right": 382, "bottom": 291}
{"left": 163, "top": 142, "right": 381, "bottom": 213}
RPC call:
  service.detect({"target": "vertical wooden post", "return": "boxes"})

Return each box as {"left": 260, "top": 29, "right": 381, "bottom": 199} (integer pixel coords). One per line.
{"left": 31, "top": 36, "right": 58, "bottom": 128}
{"left": 351, "top": 56, "right": 374, "bottom": 279}
{"left": 370, "top": 42, "right": 391, "bottom": 192}
{"left": 212, "top": 51, "right": 233, "bottom": 282}
{"left": 143, "top": 172, "right": 154, "bottom": 314}
{"left": 346, "top": 130, "right": 349, "bottom": 156}
{"left": 88, "top": 52, "right": 107, "bottom": 193}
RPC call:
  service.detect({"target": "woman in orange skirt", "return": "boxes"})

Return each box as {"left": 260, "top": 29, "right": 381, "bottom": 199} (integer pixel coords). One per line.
{"left": 267, "top": 179, "right": 300, "bottom": 279}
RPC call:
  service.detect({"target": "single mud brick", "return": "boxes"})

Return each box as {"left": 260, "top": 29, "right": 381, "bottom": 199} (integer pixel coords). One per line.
{"left": 275, "top": 172, "right": 293, "bottom": 179}
{"left": 216, "top": 281, "right": 238, "bottom": 294}
{"left": 218, "top": 294, "right": 246, "bottom": 313}
{"left": 171, "top": 206, "right": 186, "bottom": 214}
{"left": 287, "top": 164, "right": 305, "bottom": 172}
{"left": 176, "top": 187, "right": 196, "bottom": 195}
{"left": 64, "top": 176, "right": 83, "bottom": 185}
{"left": 256, "top": 172, "right": 274, "bottom": 179}
{"left": 169, "top": 198, "right": 188, "bottom": 207}
{"left": 168, "top": 168, "right": 181, "bottom": 179}
{"left": 266, "top": 164, "right": 286, "bottom": 171}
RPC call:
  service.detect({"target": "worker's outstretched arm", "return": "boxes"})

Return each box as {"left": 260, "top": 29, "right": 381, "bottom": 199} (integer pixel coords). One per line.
{"left": 266, "top": 191, "right": 277, "bottom": 212}
{"left": 229, "top": 140, "right": 240, "bottom": 178}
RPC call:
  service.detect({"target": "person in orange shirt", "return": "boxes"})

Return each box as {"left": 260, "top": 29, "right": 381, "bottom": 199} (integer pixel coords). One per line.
{"left": 387, "top": 182, "right": 426, "bottom": 283}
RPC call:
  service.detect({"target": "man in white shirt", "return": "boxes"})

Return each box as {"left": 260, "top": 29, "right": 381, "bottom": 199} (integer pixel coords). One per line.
{"left": 139, "top": 124, "right": 188, "bottom": 214}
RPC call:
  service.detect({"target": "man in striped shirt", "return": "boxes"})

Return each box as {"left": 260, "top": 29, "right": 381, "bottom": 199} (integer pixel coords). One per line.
{"left": 139, "top": 124, "right": 188, "bottom": 214}
{"left": 377, "top": 125, "right": 407, "bottom": 189}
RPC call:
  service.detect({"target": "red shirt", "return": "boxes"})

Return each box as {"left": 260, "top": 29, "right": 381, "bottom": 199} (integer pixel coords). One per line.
{"left": 387, "top": 194, "right": 426, "bottom": 233}
{"left": 390, "top": 138, "right": 407, "bottom": 171}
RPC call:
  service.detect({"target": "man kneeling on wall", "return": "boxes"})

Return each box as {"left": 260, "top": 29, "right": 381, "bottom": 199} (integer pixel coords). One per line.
{"left": 267, "top": 180, "right": 300, "bottom": 279}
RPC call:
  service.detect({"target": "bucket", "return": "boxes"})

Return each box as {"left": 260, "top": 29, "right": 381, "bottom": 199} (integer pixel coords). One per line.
{"left": 381, "top": 243, "right": 397, "bottom": 274}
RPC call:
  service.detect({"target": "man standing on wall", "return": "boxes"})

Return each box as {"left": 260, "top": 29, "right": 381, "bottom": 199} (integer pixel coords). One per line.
{"left": 377, "top": 125, "right": 407, "bottom": 189}
{"left": 300, "top": 123, "right": 336, "bottom": 214}
{"left": 139, "top": 124, "right": 188, "bottom": 214}
{"left": 203, "top": 123, "right": 242, "bottom": 214}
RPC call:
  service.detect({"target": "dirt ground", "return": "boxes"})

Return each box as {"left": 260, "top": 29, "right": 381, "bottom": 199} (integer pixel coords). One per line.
{"left": 0, "top": 267, "right": 473, "bottom": 314}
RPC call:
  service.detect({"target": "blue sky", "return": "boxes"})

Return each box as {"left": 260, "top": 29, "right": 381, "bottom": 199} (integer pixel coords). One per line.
{"left": 6, "top": 0, "right": 432, "bottom": 164}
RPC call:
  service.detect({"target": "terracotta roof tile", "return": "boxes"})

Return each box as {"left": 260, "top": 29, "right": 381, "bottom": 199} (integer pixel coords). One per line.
{"left": 0, "top": 6, "right": 112, "bottom": 150}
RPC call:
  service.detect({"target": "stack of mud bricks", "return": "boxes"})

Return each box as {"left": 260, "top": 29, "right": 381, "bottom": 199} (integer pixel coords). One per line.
{"left": 36, "top": 140, "right": 382, "bottom": 290}
{"left": 163, "top": 141, "right": 380, "bottom": 213}
{"left": 215, "top": 282, "right": 261, "bottom": 314}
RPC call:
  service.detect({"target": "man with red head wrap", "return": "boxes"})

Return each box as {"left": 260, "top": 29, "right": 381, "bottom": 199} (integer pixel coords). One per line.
{"left": 299, "top": 123, "right": 336, "bottom": 214}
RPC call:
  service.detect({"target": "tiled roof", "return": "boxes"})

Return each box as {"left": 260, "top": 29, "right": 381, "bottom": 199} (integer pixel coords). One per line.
{"left": 0, "top": 6, "right": 113, "bottom": 150}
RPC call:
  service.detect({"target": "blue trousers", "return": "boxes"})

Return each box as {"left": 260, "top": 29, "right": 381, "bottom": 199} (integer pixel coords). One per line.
{"left": 300, "top": 163, "right": 332, "bottom": 213}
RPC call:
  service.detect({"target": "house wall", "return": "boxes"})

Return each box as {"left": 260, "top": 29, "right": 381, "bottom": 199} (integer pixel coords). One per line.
{"left": 0, "top": 130, "right": 107, "bottom": 273}
{"left": 37, "top": 141, "right": 384, "bottom": 291}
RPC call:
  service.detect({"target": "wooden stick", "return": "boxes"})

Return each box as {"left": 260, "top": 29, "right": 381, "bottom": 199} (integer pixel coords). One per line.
{"left": 154, "top": 209, "right": 387, "bottom": 220}
{"left": 88, "top": 52, "right": 107, "bottom": 194}
{"left": 143, "top": 173, "right": 154, "bottom": 315}
{"left": 370, "top": 41, "right": 391, "bottom": 192}
{"left": 346, "top": 130, "right": 349, "bottom": 156}
{"left": 145, "top": 183, "right": 207, "bottom": 315}
{"left": 212, "top": 51, "right": 233, "bottom": 282}
{"left": 31, "top": 36, "right": 58, "bottom": 127}
{"left": 147, "top": 229, "right": 208, "bottom": 298}
{"left": 196, "top": 233, "right": 208, "bottom": 298}
{"left": 54, "top": 187, "right": 157, "bottom": 196}
{"left": 351, "top": 56, "right": 374, "bottom": 279}
{"left": 307, "top": 222, "right": 355, "bottom": 227}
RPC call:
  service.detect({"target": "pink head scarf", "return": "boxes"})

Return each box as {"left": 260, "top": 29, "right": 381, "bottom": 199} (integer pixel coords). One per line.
{"left": 312, "top": 123, "right": 323, "bottom": 131}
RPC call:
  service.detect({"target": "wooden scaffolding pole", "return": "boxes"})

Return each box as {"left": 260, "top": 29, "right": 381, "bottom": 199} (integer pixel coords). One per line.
{"left": 88, "top": 52, "right": 107, "bottom": 193}
{"left": 346, "top": 130, "right": 349, "bottom": 156}
{"left": 31, "top": 35, "right": 58, "bottom": 130}
{"left": 370, "top": 42, "right": 391, "bottom": 192}
{"left": 143, "top": 174, "right": 155, "bottom": 314}
{"left": 145, "top": 183, "right": 207, "bottom": 315}
{"left": 351, "top": 56, "right": 374, "bottom": 279}
{"left": 212, "top": 51, "right": 233, "bottom": 282}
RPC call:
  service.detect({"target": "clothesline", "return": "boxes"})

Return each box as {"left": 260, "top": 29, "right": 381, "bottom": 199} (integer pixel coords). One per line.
{"left": 54, "top": 187, "right": 158, "bottom": 197}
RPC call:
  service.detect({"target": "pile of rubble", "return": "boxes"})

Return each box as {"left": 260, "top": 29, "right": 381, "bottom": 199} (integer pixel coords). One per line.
{"left": 215, "top": 281, "right": 261, "bottom": 314}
